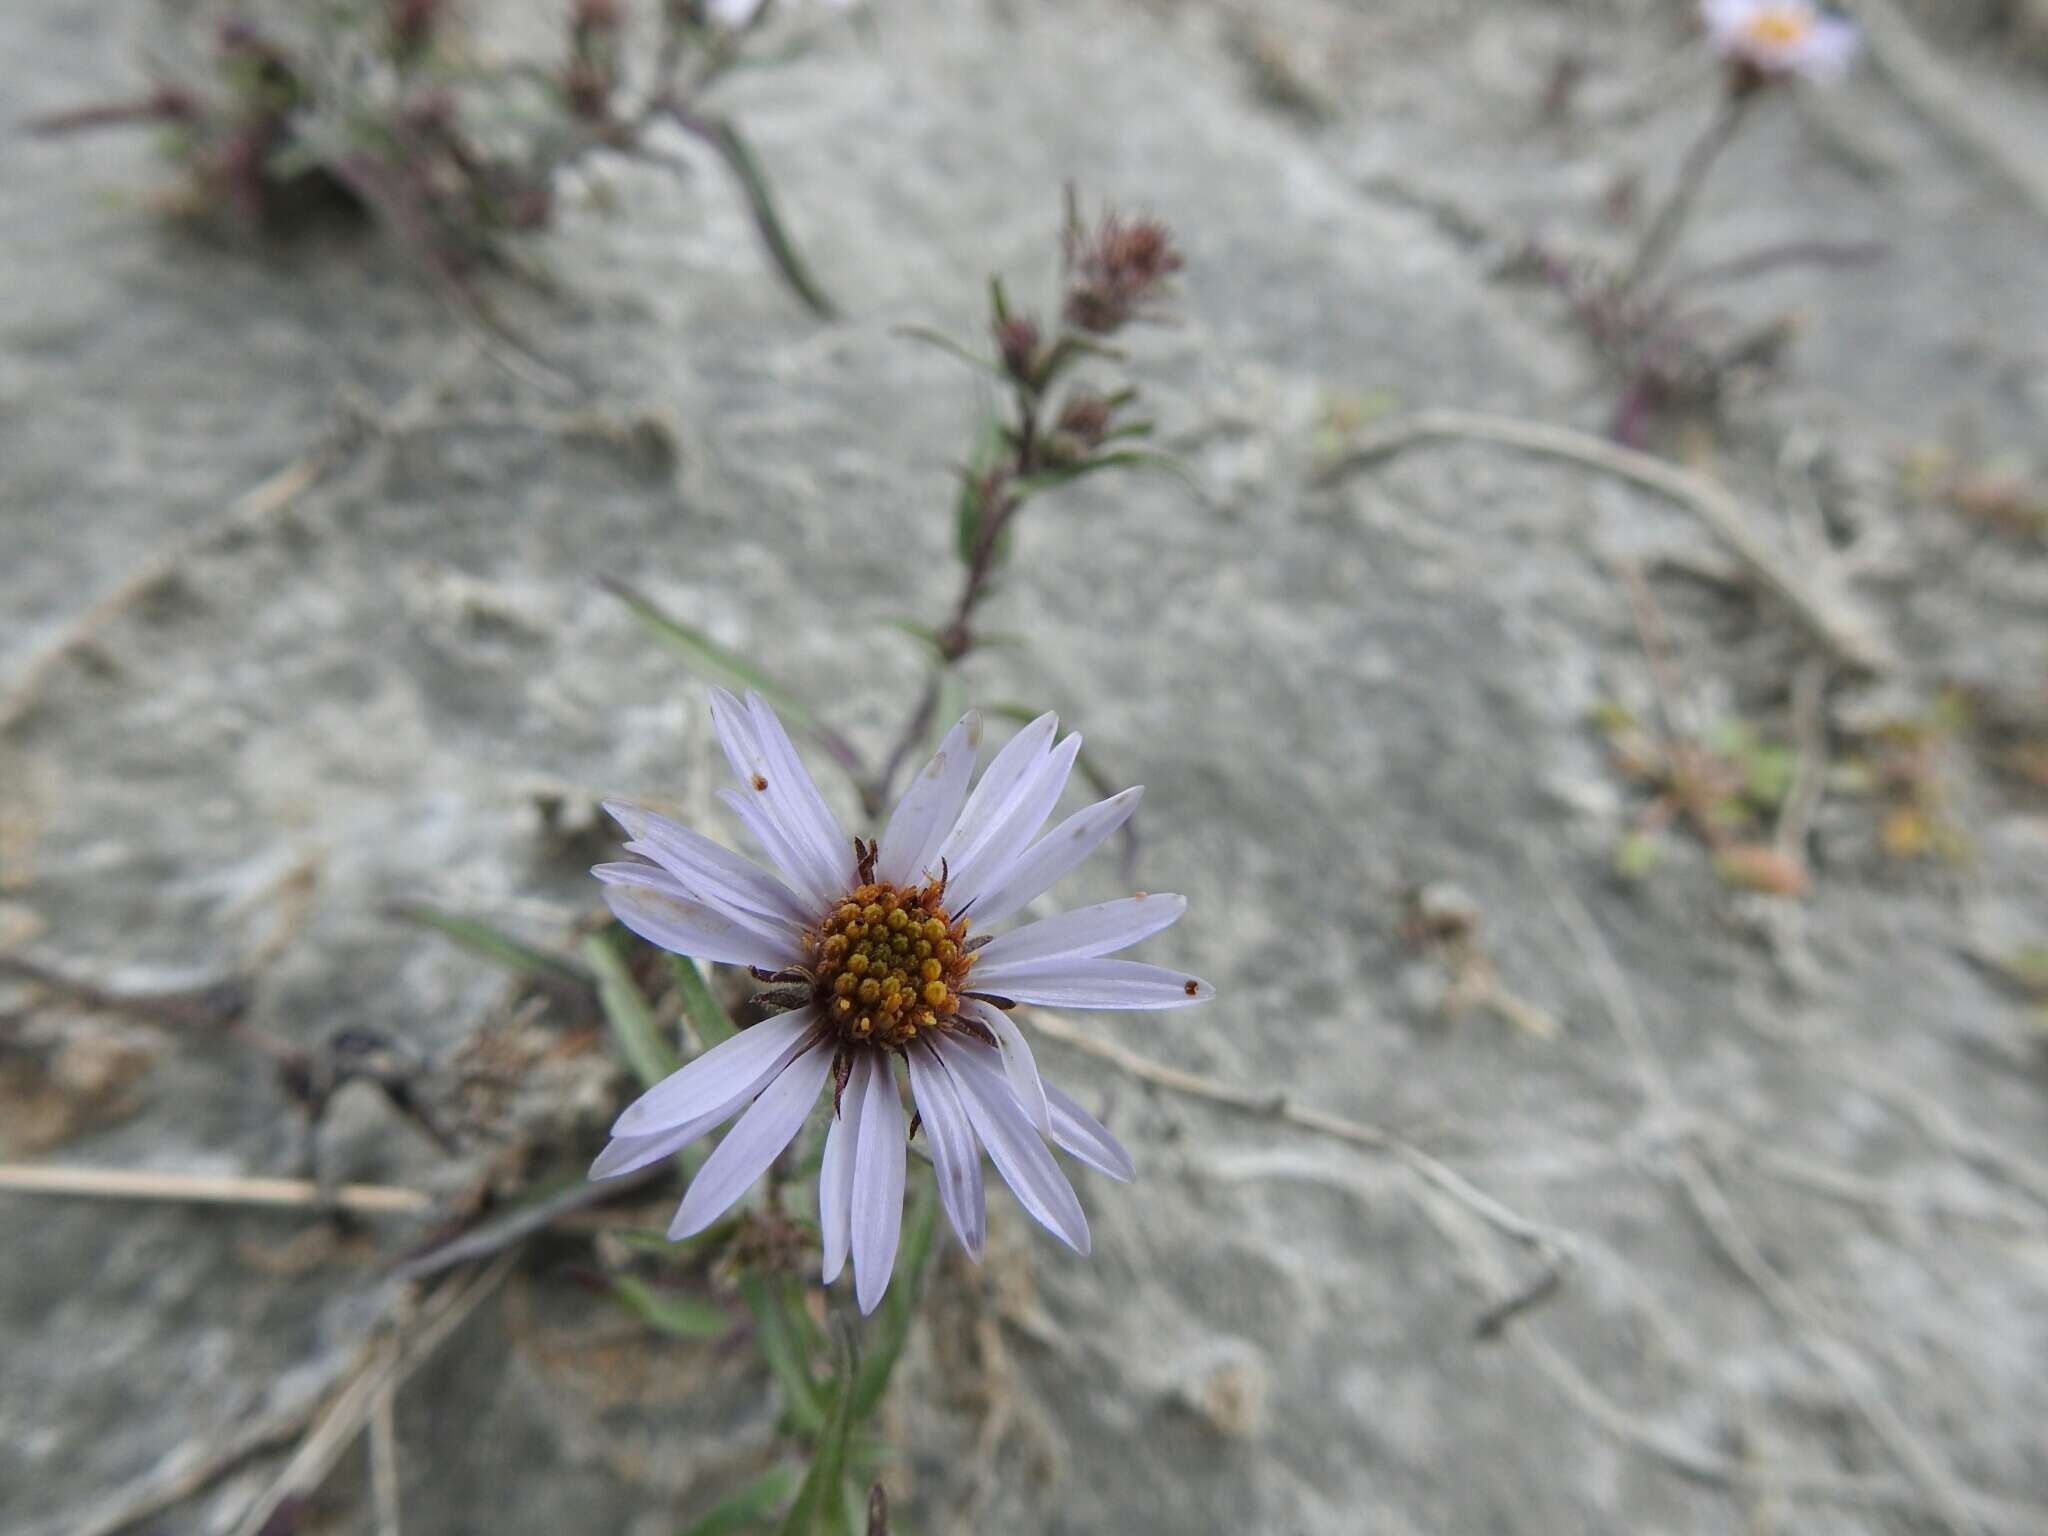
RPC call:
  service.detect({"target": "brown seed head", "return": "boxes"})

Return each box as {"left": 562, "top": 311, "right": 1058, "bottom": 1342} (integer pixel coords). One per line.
{"left": 1053, "top": 391, "right": 1114, "bottom": 450}
{"left": 1063, "top": 207, "right": 1184, "bottom": 334}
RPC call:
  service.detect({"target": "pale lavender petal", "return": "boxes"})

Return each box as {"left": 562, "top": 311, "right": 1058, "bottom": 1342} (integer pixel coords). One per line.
{"left": 933, "top": 1034, "right": 1088, "bottom": 1254}
{"left": 605, "top": 800, "right": 810, "bottom": 928}
{"left": 590, "top": 1090, "right": 745, "bottom": 1181}
{"left": 668, "top": 1037, "right": 835, "bottom": 1239}
{"left": 944, "top": 1036, "right": 1137, "bottom": 1182}
{"left": 959, "top": 998, "right": 1049, "bottom": 1134}
{"left": 970, "top": 956, "right": 1213, "bottom": 1011}
{"left": 1044, "top": 1080, "right": 1136, "bottom": 1183}
{"left": 906, "top": 1040, "right": 986, "bottom": 1261}
{"left": 977, "top": 894, "right": 1187, "bottom": 969}
{"left": 937, "top": 713, "right": 1055, "bottom": 877}
{"left": 966, "top": 787, "right": 1143, "bottom": 927}
{"left": 613, "top": 1006, "right": 819, "bottom": 1137}
{"left": 1700, "top": 0, "right": 1751, "bottom": 39}
{"left": 946, "top": 733, "right": 1081, "bottom": 911}
{"left": 876, "top": 712, "right": 981, "bottom": 886}
{"left": 708, "top": 689, "right": 851, "bottom": 906}
{"left": 819, "top": 1052, "right": 869, "bottom": 1283}
{"left": 598, "top": 870, "right": 803, "bottom": 972}
{"left": 850, "top": 1051, "right": 906, "bottom": 1314}
{"left": 1801, "top": 17, "right": 1858, "bottom": 79}
{"left": 591, "top": 1011, "right": 808, "bottom": 1179}
{"left": 618, "top": 844, "right": 808, "bottom": 950}
{"left": 717, "top": 786, "right": 837, "bottom": 912}
{"left": 745, "top": 692, "right": 856, "bottom": 891}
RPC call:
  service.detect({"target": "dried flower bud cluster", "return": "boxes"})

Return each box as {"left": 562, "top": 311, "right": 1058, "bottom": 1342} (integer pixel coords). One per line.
{"left": 27, "top": 0, "right": 839, "bottom": 312}
{"left": 995, "top": 315, "right": 1044, "bottom": 386}
{"left": 1062, "top": 204, "right": 1185, "bottom": 334}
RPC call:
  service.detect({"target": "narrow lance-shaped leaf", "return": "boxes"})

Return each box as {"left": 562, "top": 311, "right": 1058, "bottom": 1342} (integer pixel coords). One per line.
{"left": 584, "top": 932, "right": 680, "bottom": 1089}
{"left": 610, "top": 1221, "right": 741, "bottom": 1258}
{"left": 701, "top": 114, "right": 836, "bottom": 320}
{"left": 881, "top": 619, "right": 947, "bottom": 659}
{"left": 840, "top": 1481, "right": 868, "bottom": 1536}
{"left": 953, "top": 415, "right": 1010, "bottom": 567}
{"left": 773, "top": 1322, "right": 860, "bottom": 1536}
{"left": 741, "top": 1274, "right": 827, "bottom": 1436}
{"left": 608, "top": 1274, "right": 733, "bottom": 1340}
{"left": 389, "top": 903, "right": 593, "bottom": 996}
{"left": 1009, "top": 447, "right": 1201, "bottom": 500}
{"left": 604, "top": 577, "right": 865, "bottom": 781}
{"left": 889, "top": 325, "right": 1007, "bottom": 382}
{"left": 671, "top": 954, "right": 738, "bottom": 1051}
{"left": 928, "top": 671, "right": 968, "bottom": 760}
{"left": 679, "top": 1465, "right": 805, "bottom": 1536}
{"left": 603, "top": 577, "right": 818, "bottom": 727}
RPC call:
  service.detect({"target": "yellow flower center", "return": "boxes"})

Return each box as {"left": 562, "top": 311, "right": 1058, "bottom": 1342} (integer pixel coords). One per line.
{"left": 812, "top": 878, "right": 975, "bottom": 1049}
{"left": 1743, "top": 8, "right": 1813, "bottom": 48}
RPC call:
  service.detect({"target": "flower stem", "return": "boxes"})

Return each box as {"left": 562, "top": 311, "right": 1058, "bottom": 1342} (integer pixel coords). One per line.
{"left": 1625, "top": 85, "right": 1753, "bottom": 295}
{"left": 866, "top": 353, "right": 1050, "bottom": 807}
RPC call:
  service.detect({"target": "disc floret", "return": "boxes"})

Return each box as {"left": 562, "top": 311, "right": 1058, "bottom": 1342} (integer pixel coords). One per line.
{"left": 812, "top": 870, "right": 975, "bottom": 1050}
{"left": 1742, "top": 7, "right": 1812, "bottom": 48}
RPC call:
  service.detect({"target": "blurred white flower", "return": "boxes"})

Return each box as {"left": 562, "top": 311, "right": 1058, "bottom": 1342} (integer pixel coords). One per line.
{"left": 1701, "top": 0, "right": 1858, "bottom": 82}
{"left": 703, "top": 0, "right": 855, "bottom": 28}
{"left": 590, "top": 691, "right": 1211, "bottom": 1312}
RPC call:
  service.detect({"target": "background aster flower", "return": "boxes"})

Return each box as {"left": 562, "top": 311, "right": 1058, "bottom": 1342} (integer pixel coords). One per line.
{"left": 1701, "top": 0, "right": 1858, "bottom": 82}
{"left": 590, "top": 689, "right": 1213, "bottom": 1312}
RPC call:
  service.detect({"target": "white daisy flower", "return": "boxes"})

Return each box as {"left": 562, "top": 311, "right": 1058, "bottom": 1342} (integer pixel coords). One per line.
{"left": 1701, "top": 0, "right": 1858, "bottom": 82}
{"left": 590, "top": 690, "right": 1212, "bottom": 1312}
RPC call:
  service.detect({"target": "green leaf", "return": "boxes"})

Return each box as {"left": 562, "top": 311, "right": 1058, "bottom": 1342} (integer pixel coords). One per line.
{"left": 880, "top": 618, "right": 948, "bottom": 657}
{"left": 672, "top": 955, "right": 738, "bottom": 1051}
{"left": 389, "top": 904, "right": 592, "bottom": 994}
{"left": 1742, "top": 743, "right": 1798, "bottom": 808}
{"left": 850, "top": 1177, "right": 938, "bottom": 1419}
{"left": 987, "top": 273, "right": 1011, "bottom": 327}
{"left": 609, "top": 1274, "right": 733, "bottom": 1340}
{"left": 929, "top": 671, "right": 968, "bottom": 758}
{"left": 773, "top": 1324, "right": 860, "bottom": 1536}
{"left": 742, "top": 1275, "right": 827, "bottom": 1436}
{"left": 952, "top": 418, "right": 1009, "bottom": 567}
{"left": 603, "top": 577, "right": 820, "bottom": 729}
{"left": 679, "top": 1465, "right": 805, "bottom": 1536}
{"left": 1010, "top": 448, "right": 1201, "bottom": 500}
{"left": 584, "top": 932, "right": 680, "bottom": 1089}
{"left": 612, "top": 1219, "right": 742, "bottom": 1258}
{"left": 699, "top": 116, "right": 836, "bottom": 319}
{"left": 889, "top": 325, "right": 1006, "bottom": 381}
{"left": 1035, "top": 331, "right": 1126, "bottom": 386}
{"left": 1614, "top": 832, "right": 1663, "bottom": 881}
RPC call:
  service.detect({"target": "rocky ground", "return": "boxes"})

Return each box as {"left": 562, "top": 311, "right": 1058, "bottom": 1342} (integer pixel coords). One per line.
{"left": 3, "top": 1, "right": 2046, "bottom": 1533}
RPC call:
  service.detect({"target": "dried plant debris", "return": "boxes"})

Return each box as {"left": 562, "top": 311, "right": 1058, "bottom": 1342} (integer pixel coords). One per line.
{"left": 27, "top": 0, "right": 843, "bottom": 314}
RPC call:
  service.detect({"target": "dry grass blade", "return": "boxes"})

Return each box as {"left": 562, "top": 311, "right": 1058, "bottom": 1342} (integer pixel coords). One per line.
{"left": 0, "top": 1164, "right": 433, "bottom": 1217}
{"left": 227, "top": 1254, "right": 514, "bottom": 1536}
{"left": 1025, "top": 1011, "right": 1569, "bottom": 1262}
{"left": 1314, "top": 409, "right": 1894, "bottom": 675}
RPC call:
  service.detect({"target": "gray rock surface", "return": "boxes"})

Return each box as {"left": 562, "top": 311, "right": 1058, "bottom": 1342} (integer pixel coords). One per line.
{"left": 4, "top": 1, "right": 2046, "bottom": 1533}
